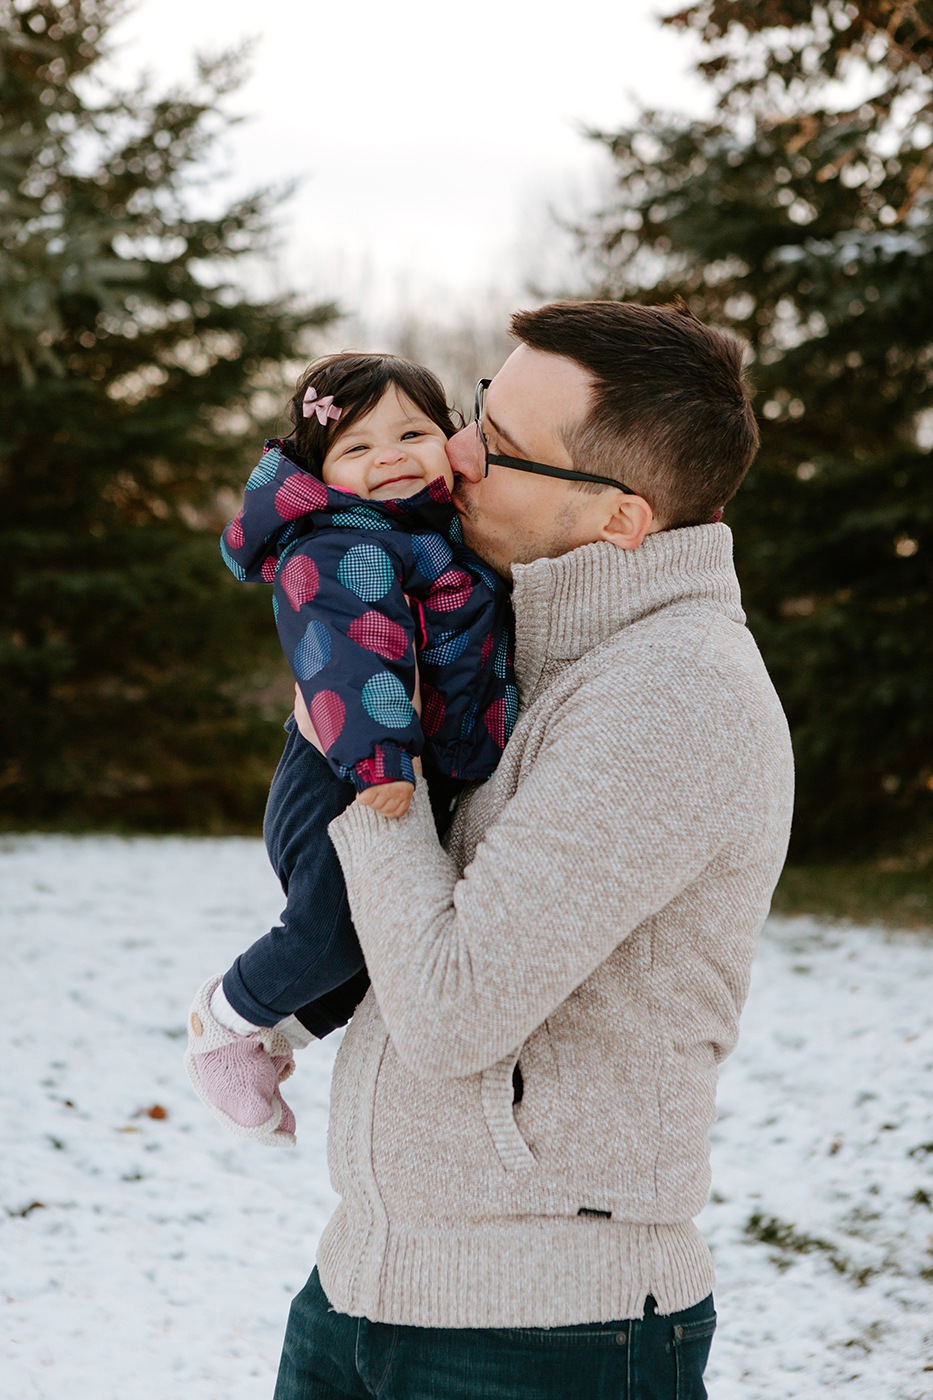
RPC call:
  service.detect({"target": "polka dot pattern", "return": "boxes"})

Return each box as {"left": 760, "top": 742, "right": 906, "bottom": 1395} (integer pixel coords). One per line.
{"left": 348, "top": 611, "right": 408, "bottom": 661}
{"left": 485, "top": 696, "right": 507, "bottom": 749}
{"left": 361, "top": 673, "right": 415, "bottom": 730}
{"left": 246, "top": 448, "right": 282, "bottom": 490}
{"left": 421, "top": 629, "right": 470, "bottom": 667}
{"left": 281, "top": 555, "right": 320, "bottom": 611}
{"left": 310, "top": 690, "right": 345, "bottom": 751}
{"left": 220, "top": 538, "right": 246, "bottom": 581}
{"left": 337, "top": 544, "right": 395, "bottom": 601}
{"left": 332, "top": 507, "right": 389, "bottom": 531}
{"left": 275, "top": 473, "right": 329, "bottom": 520}
{"left": 428, "top": 569, "right": 474, "bottom": 614}
{"left": 411, "top": 533, "right": 453, "bottom": 581}
{"left": 460, "top": 697, "right": 479, "bottom": 741}
{"left": 494, "top": 632, "right": 511, "bottom": 680}
{"left": 420, "top": 682, "right": 445, "bottom": 738}
{"left": 471, "top": 560, "right": 497, "bottom": 591}
{"left": 293, "top": 620, "right": 331, "bottom": 679}
{"left": 505, "top": 683, "right": 519, "bottom": 738}
{"left": 223, "top": 444, "right": 515, "bottom": 789}
{"left": 484, "top": 686, "right": 518, "bottom": 749}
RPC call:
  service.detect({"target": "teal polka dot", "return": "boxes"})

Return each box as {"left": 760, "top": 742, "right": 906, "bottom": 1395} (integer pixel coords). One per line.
{"left": 361, "top": 672, "right": 415, "bottom": 730}
{"left": 337, "top": 544, "right": 395, "bottom": 601}
{"left": 220, "top": 538, "right": 246, "bottom": 581}
{"left": 505, "top": 684, "right": 519, "bottom": 738}
{"left": 471, "top": 560, "right": 497, "bottom": 590}
{"left": 332, "top": 507, "right": 389, "bottom": 531}
{"left": 246, "top": 447, "right": 282, "bottom": 489}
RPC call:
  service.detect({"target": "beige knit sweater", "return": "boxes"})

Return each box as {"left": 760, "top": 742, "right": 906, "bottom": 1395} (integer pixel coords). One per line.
{"left": 321, "top": 525, "right": 794, "bottom": 1328}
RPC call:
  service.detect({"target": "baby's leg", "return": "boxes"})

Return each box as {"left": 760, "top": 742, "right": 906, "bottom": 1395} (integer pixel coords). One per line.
{"left": 222, "top": 715, "right": 365, "bottom": 1027}
{"left": 186, "top": 717, "right": 366, "bottom": 1146}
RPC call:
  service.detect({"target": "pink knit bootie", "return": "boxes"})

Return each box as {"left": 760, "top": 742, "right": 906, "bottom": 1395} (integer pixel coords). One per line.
{"left": 184, "top": 976, "right": 310, "bottom": 1147}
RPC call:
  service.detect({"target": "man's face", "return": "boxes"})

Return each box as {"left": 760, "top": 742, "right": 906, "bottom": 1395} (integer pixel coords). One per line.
{"left": 447, "top": 346, "right": 604, "bottom": 579}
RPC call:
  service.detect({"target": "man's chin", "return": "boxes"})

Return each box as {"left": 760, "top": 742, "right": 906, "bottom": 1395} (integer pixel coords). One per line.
{"left": 453, "top": 484, "right": 512, "bottom": 578}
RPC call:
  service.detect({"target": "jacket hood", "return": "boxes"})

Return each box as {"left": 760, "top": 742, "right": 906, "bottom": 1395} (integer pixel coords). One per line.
{"left": 221, "top": 439, "right": 459, "bottom": 583}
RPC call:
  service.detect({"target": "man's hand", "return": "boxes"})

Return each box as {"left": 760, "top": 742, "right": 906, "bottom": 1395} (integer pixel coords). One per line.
{"left": 357, "top": 780, "right": 414, "bottom": 819}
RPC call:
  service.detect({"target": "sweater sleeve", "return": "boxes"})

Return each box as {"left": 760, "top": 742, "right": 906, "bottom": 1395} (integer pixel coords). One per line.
{"left": 274, "top": 532, "right": 423, "bottom": 790}
{"left": 327, "top": 665, "right": 753, "bottom": 1078}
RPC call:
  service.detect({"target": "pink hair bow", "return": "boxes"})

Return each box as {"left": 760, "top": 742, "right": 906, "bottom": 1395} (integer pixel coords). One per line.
{"left": 302, "top": 386, "right": 342, "bottom": 425}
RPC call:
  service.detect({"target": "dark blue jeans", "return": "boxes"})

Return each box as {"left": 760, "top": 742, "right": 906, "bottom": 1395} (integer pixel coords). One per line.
{"left": 273, "top": 1268, "right": 716, "bottom": 1400}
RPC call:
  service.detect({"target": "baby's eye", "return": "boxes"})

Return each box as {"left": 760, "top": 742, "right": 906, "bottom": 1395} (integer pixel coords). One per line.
{"left": 401, "top": 430, "right": 425, "bottom": 441}
{"left": 343, "top": 443, "right": 368, "bottom": 454}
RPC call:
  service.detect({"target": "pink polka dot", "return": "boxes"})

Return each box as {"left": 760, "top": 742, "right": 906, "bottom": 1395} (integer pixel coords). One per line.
{"left": 427, "top": 568, "right": 474, "bottom": 613}
{"left": 310, "top": 690, "right": 345, "bottom": 751}
{"left": 484, "top": 697, "right": 506, "bottom": 749}
{"left": 275, "top": 473, "right": 328, "bottom": 521}
{"left": 421, "top": 683, "right": 445, "bottom": 738}
{"left": 226, "top": 513, "right": 245, "bottom": 548}
{"left": 480, "top": 632, "right": 495, "bottom": 666}
{"left": 348, "top": 610, "right": 408, "bottom": 661}
{"left": 428, "top": 478, "right": 452, "bottom": 503}
{"left": 261, "top": 556, "right": 278, "bottom": 582}
{"left": 281, "top": 555, "right": 320, "bottom": 610}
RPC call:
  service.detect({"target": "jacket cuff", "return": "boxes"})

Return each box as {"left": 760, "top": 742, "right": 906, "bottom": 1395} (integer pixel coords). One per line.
{"left": 349, "top": 743, "right": 416, "bottom": 793}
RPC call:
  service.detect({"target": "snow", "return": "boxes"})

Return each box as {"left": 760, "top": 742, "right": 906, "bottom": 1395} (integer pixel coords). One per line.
{"left": 2, "top": 835, "right": 932, "bottom": 1399}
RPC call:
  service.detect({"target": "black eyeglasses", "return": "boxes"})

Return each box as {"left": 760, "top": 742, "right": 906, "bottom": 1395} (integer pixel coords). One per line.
{"left": 473, "top": 379, "right": 635, "bottom": 494}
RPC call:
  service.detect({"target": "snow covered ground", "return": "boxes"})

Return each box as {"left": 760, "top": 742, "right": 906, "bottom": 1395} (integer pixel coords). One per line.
{"left": 2, "top": 834, "right": 932, "bottom": 1399}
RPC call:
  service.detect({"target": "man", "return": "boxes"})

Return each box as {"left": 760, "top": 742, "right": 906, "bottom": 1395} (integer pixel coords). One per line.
{"left": 276, "top": 300, "right": 794, "bottom": 1399}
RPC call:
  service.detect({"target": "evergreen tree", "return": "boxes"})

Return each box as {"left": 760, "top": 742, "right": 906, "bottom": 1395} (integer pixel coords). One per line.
{"left": 0, "top": 0, "right": 336, "bottom": 829}
{"left": 575, "top": 0, "right": 933, "bottom": 860}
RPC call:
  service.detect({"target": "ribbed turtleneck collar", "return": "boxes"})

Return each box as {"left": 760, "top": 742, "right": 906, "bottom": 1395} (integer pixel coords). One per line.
{"left": 509, "top": 523, "right": 744, "bottom": 700}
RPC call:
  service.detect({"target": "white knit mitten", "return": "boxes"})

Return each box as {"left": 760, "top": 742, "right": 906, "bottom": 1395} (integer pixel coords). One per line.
{"left": 184, "top": 976, "right": 306, "bottom": 1147}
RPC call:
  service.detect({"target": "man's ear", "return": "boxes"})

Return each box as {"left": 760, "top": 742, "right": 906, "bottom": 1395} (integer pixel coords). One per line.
{"left": 598, "top": 492, "right": 656, "bottom": 551}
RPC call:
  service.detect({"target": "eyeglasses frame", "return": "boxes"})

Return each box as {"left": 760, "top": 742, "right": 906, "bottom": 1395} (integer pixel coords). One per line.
{"left": 473, "top": 379, "right": 636, "bottom": 495}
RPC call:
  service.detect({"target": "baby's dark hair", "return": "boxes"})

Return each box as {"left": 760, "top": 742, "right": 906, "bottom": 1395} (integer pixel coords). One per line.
{"left": 285, "top": 352, "right": 460, "bottom": 477}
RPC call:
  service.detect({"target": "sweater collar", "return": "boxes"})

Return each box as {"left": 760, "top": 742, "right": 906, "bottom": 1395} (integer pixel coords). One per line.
{"left": 509, "top": 523, "right": 744, "bottom": 694}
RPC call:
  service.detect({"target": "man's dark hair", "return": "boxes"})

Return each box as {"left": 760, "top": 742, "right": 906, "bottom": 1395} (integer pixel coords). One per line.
{"left": 285, "top": 352, "right": 459, "bottom": 477}
{"left": 509, "top": 300, "right": 759, "bottom": 527}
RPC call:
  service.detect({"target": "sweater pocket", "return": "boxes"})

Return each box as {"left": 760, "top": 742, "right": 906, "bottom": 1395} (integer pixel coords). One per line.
{"left": 480, "top": 1051, "right": 536, "bottom": 1171}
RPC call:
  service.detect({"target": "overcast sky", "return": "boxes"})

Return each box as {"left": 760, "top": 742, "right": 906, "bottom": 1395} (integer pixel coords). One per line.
{"left": 108, "top": 1, "right": 709, "bottom": 323}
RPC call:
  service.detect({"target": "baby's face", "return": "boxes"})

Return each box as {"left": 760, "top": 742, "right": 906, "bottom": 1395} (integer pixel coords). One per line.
{"left": 322, "top": 386, "right": 454, "bottom": 501}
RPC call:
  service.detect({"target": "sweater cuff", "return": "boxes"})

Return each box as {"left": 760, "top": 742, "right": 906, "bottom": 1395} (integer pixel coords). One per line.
{"left": 329, "top": 778, "right": 436, "bottom": 869}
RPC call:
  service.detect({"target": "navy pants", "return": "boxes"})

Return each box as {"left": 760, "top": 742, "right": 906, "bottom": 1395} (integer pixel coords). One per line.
{"left": 223, "top": 717, "right": 459, "bottom": 1037}
{"left": 273, "top": 1268, "right": 716, "bottom": 1400}
{"left": 222, "top": 716, "right": 367, "bottom": 1035}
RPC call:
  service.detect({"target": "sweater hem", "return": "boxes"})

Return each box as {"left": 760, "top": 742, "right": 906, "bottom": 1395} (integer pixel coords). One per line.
{"left": 316, "top": 1208, "right": 715, "bottom": 1328}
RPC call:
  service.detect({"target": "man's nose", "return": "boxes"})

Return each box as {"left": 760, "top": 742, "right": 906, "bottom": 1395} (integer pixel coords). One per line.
{"left": 446, "top": 425, "right": 483, "bottom": 482}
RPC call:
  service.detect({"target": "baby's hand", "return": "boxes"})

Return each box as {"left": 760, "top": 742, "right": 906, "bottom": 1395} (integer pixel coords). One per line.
{"left": 357, "top": 780, "right": 414, "bottom": 819}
